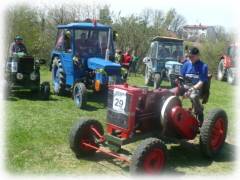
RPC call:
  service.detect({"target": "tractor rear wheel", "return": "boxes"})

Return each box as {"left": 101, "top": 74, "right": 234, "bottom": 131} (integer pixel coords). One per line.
{"left": 153, "top": 73, "right": 161, "bottom": 89}
{"left": 200, "top": 108, "right": 228, "bottom": 158}
{"left": 217, "top": 59, "right": 226, "bottom": 81}
{"left": 73, "top": 82, "right": 87, "bottom": 109}
{"left": 40, "top": 81, "right": 50, "bottom": 100}
{"left": 130, "top": 138, "right": 167, "bottom": 174}
{"left": 52, "top": 57, "right": 66, "bottom": 95}
{"left": 69, "top": 118, "right": 104, "bottom": 158}
{"left": 227, "top": 68, "right": 235, "bottom": 85}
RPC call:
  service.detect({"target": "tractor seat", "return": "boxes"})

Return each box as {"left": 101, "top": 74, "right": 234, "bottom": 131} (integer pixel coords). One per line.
{"left": 200, "top": 74, "right": 212, "bottom": 104}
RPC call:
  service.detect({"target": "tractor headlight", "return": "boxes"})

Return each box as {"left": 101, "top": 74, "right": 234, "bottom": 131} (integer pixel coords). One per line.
{"left": 174, "top": 65, "right": 181, "bottom": 73}
{"left": 16, "top": 73, "right": 23, "bottom": 80}
{"left": 73, "top": 56, "right": 78, "bottom": 62}
{"left": 30, "top": 72, "right": 38, "bottom": 80}
{"left": 121, "top": 67, "right": 127, "bottom": 75}
{"left": 11, "top": 62, "right": 18, "bottom": 73}
{"left": 97, "top": 68, "right": 107, "bottom": 75}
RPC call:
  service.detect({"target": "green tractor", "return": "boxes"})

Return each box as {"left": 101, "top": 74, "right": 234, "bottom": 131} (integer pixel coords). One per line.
{"left": 5, "top": 52, "right": 50, "bottom": 99}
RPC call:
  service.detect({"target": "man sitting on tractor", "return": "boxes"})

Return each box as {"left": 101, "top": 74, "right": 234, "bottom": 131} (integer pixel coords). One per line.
{"left": 87, "top": 31, "right": 100, "bottom": 55}
{"left": 9, "top": 35, "right": 27, "bottom": 56}
{"left": 76, "top": 32, "right": 88, "bottom": 56}
{"left": 181, "top": 47, "right": 208, "bottom": 122}
{"left": 158, "top": 45, "right": 170, "bottom": 58}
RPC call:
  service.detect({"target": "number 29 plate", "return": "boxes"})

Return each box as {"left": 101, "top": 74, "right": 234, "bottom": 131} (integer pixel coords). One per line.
{"left": 113, "top": 88, "right": 127, "bottom": 113}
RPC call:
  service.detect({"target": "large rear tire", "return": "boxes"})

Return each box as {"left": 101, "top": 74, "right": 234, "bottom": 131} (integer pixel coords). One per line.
{"left": 52, "top": 57, "right": 66, "bottom": 95}
{"left": 130, "top": 138, "right": 167, "bottom": 174}
{"left": 217, "top": 59, "right": 226, "bottom": 81}
{"left": 69, "top": 118, "right": 104, "bottom": 158}
{"left": 200, "top": 109, "right": 228, "bottom": 158}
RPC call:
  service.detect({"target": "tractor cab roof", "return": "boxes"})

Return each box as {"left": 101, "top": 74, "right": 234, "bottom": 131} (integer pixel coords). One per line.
{"left": 151, "top": 36, "right": 183, "bottom": 43}
{"left": 57, "top": 22, "right": 111, "bottom": 31}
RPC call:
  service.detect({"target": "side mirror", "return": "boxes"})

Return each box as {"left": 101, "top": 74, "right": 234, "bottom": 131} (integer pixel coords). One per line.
{"left": 39, "top": 59, "right": 46, "bottom": 65}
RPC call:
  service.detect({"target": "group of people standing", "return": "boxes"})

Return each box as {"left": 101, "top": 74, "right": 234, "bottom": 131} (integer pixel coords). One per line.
{"left": 115, "top": 48, "right": 140, "bottom": 76}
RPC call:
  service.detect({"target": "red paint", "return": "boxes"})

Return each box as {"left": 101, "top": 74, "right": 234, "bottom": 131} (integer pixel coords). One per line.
{"left": 82, "top": 142, "right": 130, "bottom": 163}
{"left": 170, "top": 106, "right": 199, "bottom": 139}
{"left": 210, "top": 118, "right": 225, "bottom": 151}
{"left": 143, "top": 148, "right": 165, "bottom": 174}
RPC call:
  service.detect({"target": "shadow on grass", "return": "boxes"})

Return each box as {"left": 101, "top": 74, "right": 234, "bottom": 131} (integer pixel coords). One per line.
{"left": 165, "top": 141, "right": 236, "bottom": 175}
{"left": 86, "top": 91, "right": 108, "bottom": 107}
{"left": 77, "top": 141, "right": 236, "bottom": 175}
{"left": 6, "top": 90, "right": 58, "bottom": 101}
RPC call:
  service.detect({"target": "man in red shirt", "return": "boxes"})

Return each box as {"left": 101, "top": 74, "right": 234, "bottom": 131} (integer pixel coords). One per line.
{"left": 122, "top": 48, "right": 132, "bottom": 70}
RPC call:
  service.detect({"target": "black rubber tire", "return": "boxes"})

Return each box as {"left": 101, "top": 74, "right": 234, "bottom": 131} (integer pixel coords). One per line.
{"left": 130, "top": 138, "right": 167, "bottom": 174}
{"left": 227, "top": 68, "right": 235, "bottom": 85}
{"left": 217, "top": 59, "right": 226, "bottom": 81}
{"left": 69, "top": 118, "right": 104, "bottom": 158}
{"left": 40, "top": 81, "right": 50, "bottom": 100}
{"left": 31, "top": 87, "right": 39, "bottom": 94}
{"left": 153, "top": 73, "right": 161, "bottom": 89}
{"left": 73, "top": 82, "right": 87, "bottom": 109}
{"left": 52, "top": 57, "right": 66, "bottom": 95}
{"left": 200, "top": 108, "right": 228, "bottom": 158}
{"left": 144, "top": 66, "right": 152, "bottom": 86}
{"left": 170, "top": 79, "right": 177, "bottom": 88}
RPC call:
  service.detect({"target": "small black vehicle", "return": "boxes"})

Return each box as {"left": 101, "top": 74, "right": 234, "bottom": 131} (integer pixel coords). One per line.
{"left": 5, "top": 52, "right": 50, "bottom": 99}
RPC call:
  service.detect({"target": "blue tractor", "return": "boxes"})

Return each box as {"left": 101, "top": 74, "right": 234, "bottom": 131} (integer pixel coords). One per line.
{"left": 143, "top": 36, "right": 184, "bottom": 89}
{"left": 50, "top": 20, "right": 124, "bottom": 109}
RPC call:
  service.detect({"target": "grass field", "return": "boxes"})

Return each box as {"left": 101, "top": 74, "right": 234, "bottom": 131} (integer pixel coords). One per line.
{"left": 5, "top": 67, "right": 237, "bottom": 175}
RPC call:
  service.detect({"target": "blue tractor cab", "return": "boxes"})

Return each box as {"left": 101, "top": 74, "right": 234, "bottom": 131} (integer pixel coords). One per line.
{"left": 143, "top": 36, "right": 184, "bottom": 88}
{"left": 50, "top": 20, "right": 123, "bottom": 108}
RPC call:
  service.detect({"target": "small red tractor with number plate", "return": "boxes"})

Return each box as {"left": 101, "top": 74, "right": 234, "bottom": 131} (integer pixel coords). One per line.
{"left": 69, "top": 77, "right": 228, "bottom": 174}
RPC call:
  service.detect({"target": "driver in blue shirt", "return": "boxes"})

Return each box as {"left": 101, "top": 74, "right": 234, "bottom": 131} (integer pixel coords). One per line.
{"left": 181, "top": 47, "right": 208, "bottom": 122}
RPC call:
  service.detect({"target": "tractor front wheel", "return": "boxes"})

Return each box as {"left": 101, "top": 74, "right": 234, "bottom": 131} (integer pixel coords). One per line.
{"left": 144, "top": 66, "right": 152, "bottom": 86}
{"left": 73, "top": 82, "right": 87, "bottom": 109}
{"left": 227, "top": 68, "right": 235, "bottom": 85}
{"left": 153, "top": 73, "right": 161, "bottom": 89}
{"left": 217, "top": 59, "right": 226, "bottom": 81}
{"left": 40, "top": 81, "right": 50, "bottom": 100}
{"left": 69, "top": 118, "right": 104, "bottom": 158}
{"left": 200, "top": 108, "right": 228, "bottom": 158}
{"left": 130, "top": 138, "right": 167, "bottom": 174}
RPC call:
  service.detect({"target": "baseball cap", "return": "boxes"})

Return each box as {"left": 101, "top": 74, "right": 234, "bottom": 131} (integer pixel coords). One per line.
{"left": 15, "top": 35, "right": 23, "bottom": 40}
{"left": 189, "top": 47, "right": 199, "bottom": 55}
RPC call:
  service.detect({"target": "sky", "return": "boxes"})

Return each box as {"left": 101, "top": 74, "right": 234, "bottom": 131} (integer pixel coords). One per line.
{"left": 2, "top": 0, "right": 238, "bottom": 32}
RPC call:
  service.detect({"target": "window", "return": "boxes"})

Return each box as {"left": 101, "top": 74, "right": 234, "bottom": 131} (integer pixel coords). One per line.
{"left": 157, "top": 42, "right": 183, "bottom": 60}
{"left": 55, "top": 29, "right": 64, "bottom": 51}
{"left": 55, "top": 29, "right": 72, "bottom": 52}
{"left": 150, "top": 42, "right": 157, "bottom": 58}
{"left": 74, "top": 29, "right": 112, "bottom": 57}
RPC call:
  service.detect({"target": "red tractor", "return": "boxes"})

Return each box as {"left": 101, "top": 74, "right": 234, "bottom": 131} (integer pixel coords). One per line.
{"left": 69, "top": 77, "right": 228, "bottom": 174}
{"left": 217, "top": 43, "right": 238, "bottom": 85}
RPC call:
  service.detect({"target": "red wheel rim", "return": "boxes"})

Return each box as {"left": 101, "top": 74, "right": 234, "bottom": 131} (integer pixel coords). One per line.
{"left": 210, "top": 118, "right": 225, "bottom": 151}
{"left": 143, "top": 148, "right": 165, "bottom": 174}
{"left": 79, "top": 125, "right": 99, "bottom": 151}
{"left": 80, "top": 139, "right": 95, "bottom": 151}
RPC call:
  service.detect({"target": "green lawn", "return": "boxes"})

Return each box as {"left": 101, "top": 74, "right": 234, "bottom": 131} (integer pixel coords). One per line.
{"left": 5, "top": 67, "right": 237, "bottom": 175}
